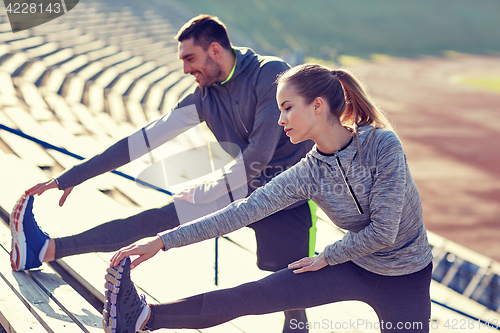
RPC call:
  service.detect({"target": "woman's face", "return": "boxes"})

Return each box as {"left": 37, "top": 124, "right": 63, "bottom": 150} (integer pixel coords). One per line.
{"left": 276, "top": 83, "right": 317, "bottom": 144}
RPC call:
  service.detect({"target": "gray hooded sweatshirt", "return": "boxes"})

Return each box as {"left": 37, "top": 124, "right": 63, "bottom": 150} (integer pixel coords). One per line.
{"left": 159, "top": 126, "right": 433, "bottom": 276}
{"left": 56, "top": 47, "right": 314, "bottom": 204}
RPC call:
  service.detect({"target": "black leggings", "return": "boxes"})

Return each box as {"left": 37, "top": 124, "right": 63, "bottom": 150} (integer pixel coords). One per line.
{"left": 52, "top": 198, "right": 313, "bottom": 332}
{"left": 146, "top": 261, "right": 433, "bottom": 333}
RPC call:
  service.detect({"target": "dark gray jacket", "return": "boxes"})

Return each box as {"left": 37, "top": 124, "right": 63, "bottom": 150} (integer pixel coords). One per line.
{"left": 56, "top": 47, "right": 314, "bottom": 204}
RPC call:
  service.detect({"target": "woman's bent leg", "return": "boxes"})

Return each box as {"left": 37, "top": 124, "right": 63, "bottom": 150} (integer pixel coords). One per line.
{"left": 367, "top": 263, "right": 432, "bottom": 333}
{"left": 147, "top": 262, "right": 378, "bottom": 330}
{"left": 53, "top": 201, "right": 180, "bottom": 259}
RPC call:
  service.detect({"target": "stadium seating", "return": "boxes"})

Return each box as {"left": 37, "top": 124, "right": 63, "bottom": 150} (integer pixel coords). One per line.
{"left": 0, "top": 0, "right": 499, "bottom": 332}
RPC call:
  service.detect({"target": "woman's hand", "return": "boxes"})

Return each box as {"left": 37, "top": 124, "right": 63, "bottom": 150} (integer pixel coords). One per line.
{"left": 26, "top": 179, "right": 74, "bottom": 207}
{"left": 288, "top": 252, "right": 328, "bottom": 274}
{"left": 110, "top": 236, "right": 165, "bottom": 269}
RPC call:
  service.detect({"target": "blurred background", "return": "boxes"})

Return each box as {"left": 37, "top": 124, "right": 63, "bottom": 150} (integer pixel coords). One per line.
{"left": 0, "top": 0, "right": 500, "bottom": 332}
{"left": 172, "top": 0, "right": 500, "bottom": 64}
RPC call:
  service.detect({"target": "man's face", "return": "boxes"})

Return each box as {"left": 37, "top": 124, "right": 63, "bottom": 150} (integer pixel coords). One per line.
{"left": 179, "top": 38, "right": 223, "bottom": 87}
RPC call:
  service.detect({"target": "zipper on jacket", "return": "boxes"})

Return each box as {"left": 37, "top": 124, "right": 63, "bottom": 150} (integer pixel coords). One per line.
{"left": 221, "top": 84, "right": 249, "bottom": 135}
{"left": 335, "top": 153, "right": 364, "bottom": 215}
{"left": 235, "top": 101, "right": 249, "bottom": 134}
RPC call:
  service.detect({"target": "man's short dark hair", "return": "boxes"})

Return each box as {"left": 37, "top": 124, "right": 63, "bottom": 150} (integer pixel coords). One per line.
{"left": 175, "top": 14, "right": 232, "bottom": 51}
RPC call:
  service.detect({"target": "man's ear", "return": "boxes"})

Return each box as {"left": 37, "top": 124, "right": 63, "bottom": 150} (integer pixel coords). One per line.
{"left": 209, "top": 42, "right": 223, "bottom": 60}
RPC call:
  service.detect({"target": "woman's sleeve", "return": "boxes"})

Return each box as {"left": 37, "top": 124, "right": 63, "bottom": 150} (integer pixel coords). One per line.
{"left": 323, "top": 132, "right": 407, "bottom": 265}
{"left": 159, "top": 158, "right": 312, "bottom": 250}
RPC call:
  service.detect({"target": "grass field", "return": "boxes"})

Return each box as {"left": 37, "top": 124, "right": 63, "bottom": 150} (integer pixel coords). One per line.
{"left": 170, "top": 0, "right": 500, "bottom": 60}
{"left": 455, "top": 77, "right": 500, "bottom": 94}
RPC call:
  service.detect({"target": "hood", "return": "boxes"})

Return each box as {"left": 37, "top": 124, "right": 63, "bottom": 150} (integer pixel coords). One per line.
{"left": 309, "top": 126, "right": 377, "bottom": 165}
{"left": 229, "top": 47, "right": 257, "bottom": 82}
{"left": 214, "top": 47, "right": 284, "bottom": 86}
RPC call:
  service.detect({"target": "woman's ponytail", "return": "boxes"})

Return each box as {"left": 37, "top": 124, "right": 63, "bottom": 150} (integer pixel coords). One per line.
{"left": 334, "top": 69, "right": 393, "bottom": 133}
{"left": 277, "top": 64, "right": 394, "bottom": 167}
{"left": 277, "top": 65, "right": 393, "bottom": 133}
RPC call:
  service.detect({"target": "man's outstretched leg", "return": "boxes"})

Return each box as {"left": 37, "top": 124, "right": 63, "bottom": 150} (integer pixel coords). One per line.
{"left": 10, "top": 194, "right": 50, "bottom": 271}
{"left": 51, "top": 201, "right": 180, "bottom": 259}
{"left": 10, "top": 193, "right": 180, "bottom": 271}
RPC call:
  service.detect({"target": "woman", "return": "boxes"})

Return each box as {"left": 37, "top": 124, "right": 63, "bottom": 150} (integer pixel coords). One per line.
{"left": 103, "top": 64, "right": 433, "bottom": 333}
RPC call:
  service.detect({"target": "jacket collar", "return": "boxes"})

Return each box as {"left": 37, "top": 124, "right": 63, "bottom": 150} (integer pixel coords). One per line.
{"left": 218, "top": 49, "right": 237, "bottom": 85}
{"left": 212, "top": 47, "right": 256, "bottom": 87}
{"left": 309, "top": 126, "right": 376, "bottom": 164}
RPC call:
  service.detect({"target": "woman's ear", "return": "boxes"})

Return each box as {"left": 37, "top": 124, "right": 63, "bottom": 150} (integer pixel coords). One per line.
{"left": 313, "top": 97, "right": 325, "bottom": 115}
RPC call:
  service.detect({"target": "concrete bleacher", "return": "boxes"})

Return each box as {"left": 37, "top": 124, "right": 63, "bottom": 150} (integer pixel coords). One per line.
{"left": 0, "top": 0, "right": 194, "bottom": 130}
{"left": 1, "top": 0, "right": 500, "bottom": 332}
{"left": 0, "top": 222, "right": 103, "bottom": 333}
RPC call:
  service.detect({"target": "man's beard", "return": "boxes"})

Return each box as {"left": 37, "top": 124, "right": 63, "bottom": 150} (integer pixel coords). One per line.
{"left": 199, "top": 55, "right": 223, "bottom": 87}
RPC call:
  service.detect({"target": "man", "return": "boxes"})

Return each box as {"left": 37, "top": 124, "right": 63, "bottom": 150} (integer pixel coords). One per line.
{"left": 19, "top": 15, "right": 315, "bottom": 332}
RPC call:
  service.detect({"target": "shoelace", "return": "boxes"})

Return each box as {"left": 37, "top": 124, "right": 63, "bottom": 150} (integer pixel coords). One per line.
{"left": 136, "top": 294, "right": 150, "bottom": 331}
{"left": 139, "top": 294, "right": 147, "bottom": 307}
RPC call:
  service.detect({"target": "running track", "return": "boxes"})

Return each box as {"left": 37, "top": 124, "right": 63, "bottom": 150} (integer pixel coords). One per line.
{"left": 352, "top": 55, "right": 500, "bottom": 261}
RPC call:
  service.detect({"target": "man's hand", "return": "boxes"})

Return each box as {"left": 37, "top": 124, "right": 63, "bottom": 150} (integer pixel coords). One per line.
{"left": 288, "top": 252, "right": 328, "bottom": 274}
{"left": 173, "top": 186, "right": 196, "bottom": 203}
{"left": 26, "top": 179, "right": 74, "bottom": 207}
{"left": 110, "top": 236, "right": 165, "bottom": 269}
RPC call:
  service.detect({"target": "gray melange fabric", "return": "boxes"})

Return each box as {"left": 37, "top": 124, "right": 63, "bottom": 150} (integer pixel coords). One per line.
{"left": 160, "top": 126, "right": 433, "bottom": 276}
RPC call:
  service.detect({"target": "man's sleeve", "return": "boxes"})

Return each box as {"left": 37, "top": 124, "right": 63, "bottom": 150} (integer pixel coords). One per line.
{"left": 193, "top": 61, "right": 290, "bottom": 203}
{"left": 56, "top": 90, "right": 203, "bottom": 190}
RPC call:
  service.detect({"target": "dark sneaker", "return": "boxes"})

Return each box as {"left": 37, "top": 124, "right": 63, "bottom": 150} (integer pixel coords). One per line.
{"left": 103, "top": 257, "right": 148, "bottom": 333}
{"left": 10, "top": 194, "right": 50, "bottom": 271}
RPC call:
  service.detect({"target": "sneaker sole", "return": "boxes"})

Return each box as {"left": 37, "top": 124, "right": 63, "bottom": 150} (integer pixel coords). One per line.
{"left": 102, "top": 258, "right": 127, "bottom": 333}
{"left": 10, "top": 195, "right": 29, "bottom": 271}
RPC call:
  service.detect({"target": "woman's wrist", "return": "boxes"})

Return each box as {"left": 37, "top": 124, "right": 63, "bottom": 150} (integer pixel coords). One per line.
{"left": 155, "top": 235, "right": 167, "bottom": 251}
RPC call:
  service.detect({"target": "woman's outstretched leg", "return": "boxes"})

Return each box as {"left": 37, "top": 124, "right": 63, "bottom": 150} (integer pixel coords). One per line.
{"left": 103, "top": 259, "right": 375, "bottom": 332}
{"left": 145, "top": 261, "right": 378, "bottom": 330}
{"left": 102, "top": 258, "right": 431, "bottom": 332}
